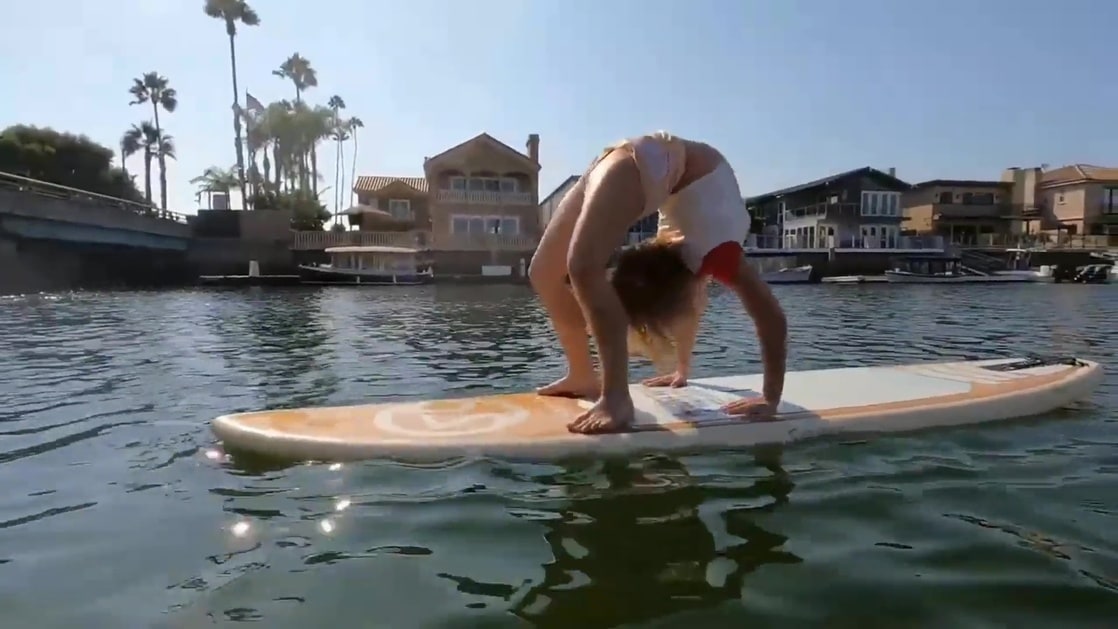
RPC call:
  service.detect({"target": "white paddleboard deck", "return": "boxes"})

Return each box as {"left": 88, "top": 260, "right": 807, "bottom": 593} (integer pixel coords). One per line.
{"left": 211, "top": 356, "right": 1103, "bottom": 461}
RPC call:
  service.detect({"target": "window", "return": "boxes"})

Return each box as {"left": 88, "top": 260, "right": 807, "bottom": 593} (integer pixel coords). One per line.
{"left": 1104, "top": 187, "right": 1118, "bottom": 215}
{"left": 450, "top": 215, "right": 520, "bottom": 235}
{"left": 937, "top": 191, "right": 953, "bottom": 204}
{"left": 387, "top": 198, "right": 411, "bottom": 219}
{"left": 449, "top": 176, "right": 518, "bottom": 193}
{"left": 861, "top": 191, "right": 900, "bottom": 216}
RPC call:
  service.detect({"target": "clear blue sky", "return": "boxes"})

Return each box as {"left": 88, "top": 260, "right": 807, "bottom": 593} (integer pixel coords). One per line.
{"left": 1, "top": 0, "right": 1114, "bottom": 216}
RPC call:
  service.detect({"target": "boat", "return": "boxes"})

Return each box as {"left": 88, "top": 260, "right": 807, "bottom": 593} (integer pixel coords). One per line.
{"left": 298, "top": 245, "right": 433, "bottom": 286}
{"left": 883, "top": 255, "right": 1034, "bottom": 284}
{"left": 821, "top": 275, "right": 888, "bottom": 284}
{"left": 762, "top": 265, "right": 814, "bottom": 284}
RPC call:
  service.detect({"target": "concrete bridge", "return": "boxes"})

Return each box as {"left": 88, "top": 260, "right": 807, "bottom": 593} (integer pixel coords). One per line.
{"left": 0, "top": 171, "right": 194, "bottom": 293}
{"left": 0, "top": 171, "right": 192, "bottom": 249}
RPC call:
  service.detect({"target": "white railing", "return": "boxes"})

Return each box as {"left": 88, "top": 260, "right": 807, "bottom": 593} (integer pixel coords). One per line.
{"left": 747, "top": 234, "right": 946, "bottom": 250}
{"left": 431, "top": 233, "right": 539, "bottom": 251}
{"left": 292, "top": 230, "right": 424, "bottom": 250}
{"left": 292, "top": 229, "right": 540, "bottom": 252}
{"left": 436, "top": 189, "right": 534, "bottom": 205}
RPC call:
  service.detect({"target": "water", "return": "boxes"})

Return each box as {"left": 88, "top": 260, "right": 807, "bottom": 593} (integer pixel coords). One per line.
{"left": 1, "top": 284, "right": 1116, "bottom": 628}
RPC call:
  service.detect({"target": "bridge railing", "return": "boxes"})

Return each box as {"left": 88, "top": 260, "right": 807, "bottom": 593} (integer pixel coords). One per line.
{"left": 0, "top": 170, "right": 190, "bottom": 224}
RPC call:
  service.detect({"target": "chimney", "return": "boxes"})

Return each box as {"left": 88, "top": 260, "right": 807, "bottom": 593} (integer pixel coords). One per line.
{"left": 526, "top": 134, "right": 540, "bottom": 164}
{"left": 887, "top": 167, "right": 896, "bottom": 177}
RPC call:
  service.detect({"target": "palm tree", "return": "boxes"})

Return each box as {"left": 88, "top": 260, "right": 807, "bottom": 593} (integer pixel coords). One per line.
{"left": 327, "top": 94, "right": 345, "bottom": 215}
{"left": 153, "top": 131, "right": 176, "bottom": 213}
{"left": 204, "top": 0, "right": 260, "bottom": 209}
{"left": 128, "top": 72, "right": 177, "bottom": 210}
{"left": 191, "top": 165, "right": 239, "bottom": 208}
{"left": 347, "top": 117, "right": 364, "bottom": 210}
{"left": 121, "top": 122, "right": 161, "bottom": 205}
{"left": 272, "top": 53, "right": 317, "bottom": 103}
{"left": 120, "top": 129, "right": 143, "bottom": 201}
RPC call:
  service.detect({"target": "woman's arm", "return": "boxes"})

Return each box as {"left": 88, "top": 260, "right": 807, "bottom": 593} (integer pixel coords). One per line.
{"left": 726, "top": 258, "right": 788, "bottom": 406}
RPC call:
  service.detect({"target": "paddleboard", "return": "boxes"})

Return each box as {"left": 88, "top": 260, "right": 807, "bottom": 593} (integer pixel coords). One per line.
{"left": 211, "top": 356, "right": 1102, "bottom": 462}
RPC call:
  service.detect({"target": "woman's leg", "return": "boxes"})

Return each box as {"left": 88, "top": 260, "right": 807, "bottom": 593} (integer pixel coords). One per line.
{"left": 528, "top": 177, "right": 599, "bottom": 398}
{"left": 566, "top": 150, "right": 649, "bottom": 433}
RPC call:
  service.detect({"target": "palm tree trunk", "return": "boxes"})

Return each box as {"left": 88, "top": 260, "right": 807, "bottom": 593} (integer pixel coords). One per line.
{"left": 143, "top": 150, "right": 153, "bottom": 204}
{"left": 334, "top": 134, "right": 341, "bottom": 217}
{"left": 158, "top": 154, "right": 169, "bottom": 212}
{"left": 273, "top": 143, "right": 282, "bottom": 192}
{"left": 311, "top": 144, "right": 319, "bottom": 198}
{"left": 226, "top": 27, "right": 248, "bottom": 209}
{"left": 349, "top": 129, "right": 359, "bottom": 210}
{"left": 151, "top": 101, "right": 167, "bottom": 210}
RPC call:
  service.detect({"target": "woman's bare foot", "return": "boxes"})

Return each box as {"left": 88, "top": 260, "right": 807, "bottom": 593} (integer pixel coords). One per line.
{"left": 537, "top": 373, "right": 599, "bottom": 399}
{"left": 567, "top": 392, "right": 635, "bottom": 434}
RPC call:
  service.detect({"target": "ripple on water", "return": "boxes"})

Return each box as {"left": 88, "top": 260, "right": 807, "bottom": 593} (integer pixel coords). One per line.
{"left": 0, "top": 284, "right": 1116, "bottom": 627}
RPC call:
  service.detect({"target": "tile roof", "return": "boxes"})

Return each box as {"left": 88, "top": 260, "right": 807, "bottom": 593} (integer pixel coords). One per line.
{"left": 352, "top": 176, "right": 429, "bottom": 194}
{"left": 1041, "top": 164, "right": 1118, "bottom": 187}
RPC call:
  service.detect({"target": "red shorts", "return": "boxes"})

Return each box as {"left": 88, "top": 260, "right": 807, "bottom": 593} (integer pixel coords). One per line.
{"left": 697, "top": 241, "right": 743, "bottom": 285}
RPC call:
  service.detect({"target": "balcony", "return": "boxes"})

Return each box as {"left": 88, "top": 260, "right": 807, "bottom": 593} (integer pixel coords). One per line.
{"left": 432, "top": 233, "right": 538, "bottom": 251}
{"left": 436, "top": 189, "right": 534, "bottom": 206}
{"left": 292, "top": 229, "right": 538, "bottom": 252}
{"left": 781, "top": 202, "right": 859, "bottom": 222}
{"left": 292, "top": 230, "right": 424, "bottom": 250}
{"left": 932, "top": 203, "right": 1010, "bottom": 219}
{"left": 748, "top": 233, "right": 945, "bottom": 251}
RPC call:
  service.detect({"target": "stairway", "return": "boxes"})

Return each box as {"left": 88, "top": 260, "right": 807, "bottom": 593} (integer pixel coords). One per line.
{"left": 959, "top": 250, "right": 1008, "bottom": 276}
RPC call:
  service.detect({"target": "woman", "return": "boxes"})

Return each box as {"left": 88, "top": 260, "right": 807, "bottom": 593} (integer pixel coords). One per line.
{"left": 528, "top": 131, "right": 787, "bottom": 434}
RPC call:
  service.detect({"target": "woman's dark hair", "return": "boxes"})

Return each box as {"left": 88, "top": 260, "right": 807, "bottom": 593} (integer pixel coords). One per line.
{"left": 608, "top": 232, "right": 700, "bottom": 341}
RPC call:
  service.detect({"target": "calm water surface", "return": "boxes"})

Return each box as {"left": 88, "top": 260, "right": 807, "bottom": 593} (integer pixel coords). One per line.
{"left": 1, "top": 284, "right": 1116, "bottom": 628}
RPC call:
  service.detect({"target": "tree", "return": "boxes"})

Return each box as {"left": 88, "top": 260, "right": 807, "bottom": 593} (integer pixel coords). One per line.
{"left": 347, "top": 117, "right": 364, "bottom": 212}
{"left": 121, "top": 123, "right": 154, "bottom": 203}
{"left": 0, "top": 124, "right": 144, "bottom": 202}
{"left": 327, "top": 94, "right": 346, "bottom": 216}
{"left": 190, "top": 165, "right": 238, "bottom": 208}
{"left": 251, "top": 189, "right": 330, "bottom": 231}
{"left": 272, "top": 53, "right": 317, "bottom": 103}
{"left": 203, "top": 0, "right": 260, "bottom": 209}
{"left": 128, "top": 72, "right": 177, "bottom": 210}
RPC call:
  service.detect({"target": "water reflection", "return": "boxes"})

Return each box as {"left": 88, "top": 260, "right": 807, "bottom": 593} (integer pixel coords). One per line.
{"left": 205, "top": 289, "right": 337, "bottom": 408}
{"left": 441, "top": 451, "right": 800, "bottom": 627}
{"left": 404, "top": 285, "right": 556, "bottom": 388}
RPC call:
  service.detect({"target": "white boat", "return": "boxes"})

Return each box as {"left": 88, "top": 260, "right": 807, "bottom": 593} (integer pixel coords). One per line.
{"left": 298, "top": 245, "right": 433, "bottom": 286}
{"left": 821, "top": 275, "right": 888, "bottom": 284}
{"left": 762, "top": 265, "right": 813, "bottom": 284}
{"left": 884, "top": 255, "right": 1034, "bottom": 284}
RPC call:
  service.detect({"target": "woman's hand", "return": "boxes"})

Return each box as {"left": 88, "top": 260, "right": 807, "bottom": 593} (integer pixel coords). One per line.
{"left": 642, "top": 372, "right": 688, "bottom": 388}
{"left": 721, "top": 396, "right": 778, "bottom": 420}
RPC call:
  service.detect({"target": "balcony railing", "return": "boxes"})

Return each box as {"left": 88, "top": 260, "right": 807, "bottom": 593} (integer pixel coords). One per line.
{"left": 436, "top": 189, "right": 534, "bottom": 205}
{"left": 292, "top": 229, "right": 539, "bottom": 252}
{"left": 292, "top": 230, "right": 424, "bottom": 250}
{"left": 931, "top": 203, "right": 1009, "bottom": 219}
{"left": 955, "top": 233, "right": 1116, "bottom": 249}
{"left": 748, "top": 234, "right": 945, "bottom": 251}
{"left": 432, "top": 233, "right": 538, "bottom": 251}
{"left": 779, "top": 202, "right": 905, "bottom": 223}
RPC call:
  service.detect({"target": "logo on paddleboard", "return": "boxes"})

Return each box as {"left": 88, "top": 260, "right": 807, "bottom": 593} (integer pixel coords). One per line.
{"left": 373, "top": 398, "right": 531, "bottom": 438}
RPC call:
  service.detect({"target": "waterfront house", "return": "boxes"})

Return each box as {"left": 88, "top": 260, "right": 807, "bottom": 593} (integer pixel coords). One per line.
{"left": 538, "top": 174, "right": 658, "bottom": 246}
{"left": 745, "top": 166, "right": 911, "bottom": 249}
{"left": 902, "top": 179, "right": 1019, "bottom": 245}
{"left": 304, "top": 132, "right": 542, "bottom": 277}
{"left": 538, "top": 175, "right": 579, "bottom": 232}
{"left": 1034, "top": 164, "right": 1118, "bottom": 238}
